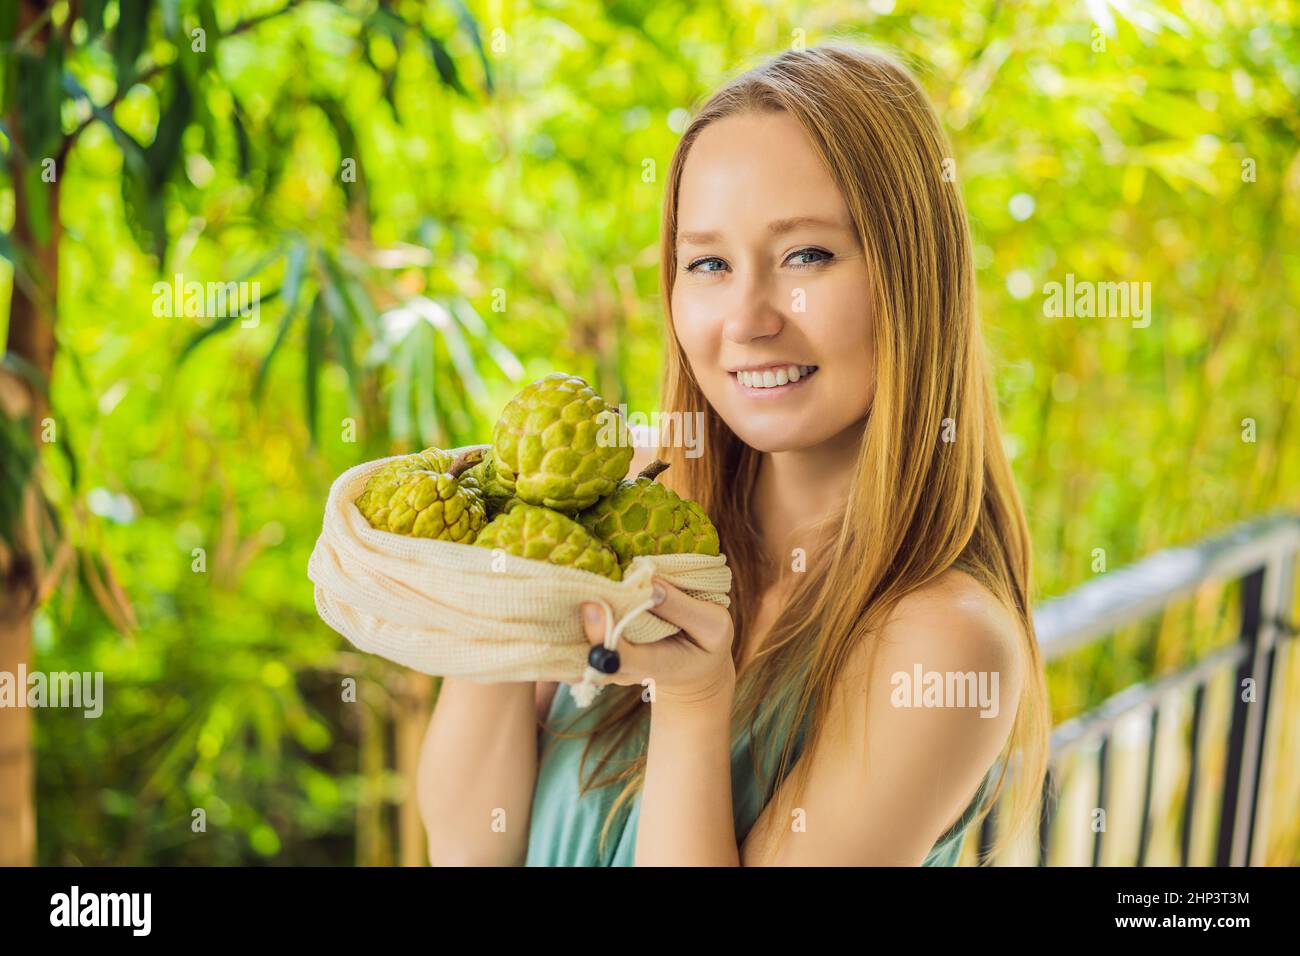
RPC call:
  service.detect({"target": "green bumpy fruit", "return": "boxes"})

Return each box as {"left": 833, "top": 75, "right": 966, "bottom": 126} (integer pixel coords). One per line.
{"left": 355, "top": 448, "right": 454, "bottom": 526}
{"left": 493, "top": 373, "right": 634, "bottom": 513}
{"left": 355, "top": 449, "right": 486, "bottom": 543}
{"left": 578, "top": 460, "right": 720, "bottom": 568}
{"left": 475, "top": 503, "right": 622, "bottom": 581}
{"left": 463, "top": 446, "right": 515, "bottom": 517}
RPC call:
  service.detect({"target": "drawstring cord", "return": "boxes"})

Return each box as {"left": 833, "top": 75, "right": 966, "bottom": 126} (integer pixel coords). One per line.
{"left": 570, "top": 590, "right": 661, "bottom": 708}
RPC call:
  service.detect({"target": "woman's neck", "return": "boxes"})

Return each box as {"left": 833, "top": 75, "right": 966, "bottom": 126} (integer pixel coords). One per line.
{"left": 751, "top": 418, "right": 864, "bottom": 566}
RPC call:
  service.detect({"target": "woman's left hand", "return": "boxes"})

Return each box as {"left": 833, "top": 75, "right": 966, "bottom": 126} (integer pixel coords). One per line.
{"left": 580, "top": 579, "right": 735, "bottom": 708}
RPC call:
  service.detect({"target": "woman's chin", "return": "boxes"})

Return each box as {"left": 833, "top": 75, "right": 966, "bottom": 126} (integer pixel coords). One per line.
{"left": 725, "top": 420, "right": 832, "bottom": 454}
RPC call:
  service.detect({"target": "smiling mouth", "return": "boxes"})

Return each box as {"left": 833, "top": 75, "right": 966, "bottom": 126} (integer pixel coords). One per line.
{"left": 731, "top": 364, "right": 819, "bottom": 391}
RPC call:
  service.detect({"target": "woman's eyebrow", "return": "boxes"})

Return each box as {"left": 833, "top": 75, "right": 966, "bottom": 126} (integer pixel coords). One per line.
{"left": 677, "top": 216, "right": 853, "bottom": 246}
{"left": 678, "top": 229, "right": 724, "bottom": 245}
{"left": 766, "top": 215, "right": 852, "bottom": 235}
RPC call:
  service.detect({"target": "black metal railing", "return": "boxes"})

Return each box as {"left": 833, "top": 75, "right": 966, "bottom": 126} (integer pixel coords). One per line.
{"left": 977, "top": 513, "right": 1300, "bottom": 866}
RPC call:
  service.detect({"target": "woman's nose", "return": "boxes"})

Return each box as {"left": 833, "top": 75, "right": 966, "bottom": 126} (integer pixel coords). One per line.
{"left": 721, "top": 274, "right": 785, "bottom": 344}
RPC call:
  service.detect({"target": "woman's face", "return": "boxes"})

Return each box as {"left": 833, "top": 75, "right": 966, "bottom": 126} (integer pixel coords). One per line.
{"left": 671, "top": 109, "right": 876, "bottom": 454}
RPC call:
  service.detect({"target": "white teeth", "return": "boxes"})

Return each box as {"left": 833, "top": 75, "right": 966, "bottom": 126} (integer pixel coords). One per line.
{"left": 734, "top": 365, "right": 817, "bottom": 388}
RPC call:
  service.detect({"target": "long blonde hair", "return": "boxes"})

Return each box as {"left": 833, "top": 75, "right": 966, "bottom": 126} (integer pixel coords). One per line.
{"left": 546, "top": 42, "right": 1050, "bottom": 866}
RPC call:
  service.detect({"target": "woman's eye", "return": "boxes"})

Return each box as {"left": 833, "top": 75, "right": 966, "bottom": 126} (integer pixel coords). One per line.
{"left": 685, "top": 257, "right": 728, "bottom": 274}
{"left": 786, "top": 247, "right": 833, "bottom": 269}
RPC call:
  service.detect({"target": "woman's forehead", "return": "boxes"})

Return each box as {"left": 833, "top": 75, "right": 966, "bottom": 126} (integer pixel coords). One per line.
{"left": 676, "top": 114, "right": 851, "bottom": 235}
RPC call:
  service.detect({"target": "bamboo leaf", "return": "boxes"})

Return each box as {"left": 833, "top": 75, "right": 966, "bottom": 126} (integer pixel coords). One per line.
{"left": 81, "top": 1, "right": 107, "bottom": 38}
{"left": 450, "top": 296, "right": 524, "bottom": 380}
{"left": 0, "top": 414, "right": 38, "bottom": 548}
{"left": 177, "top": 289, "right": 280, "bottom": 365}
{"left": 231, "top": 103, "right": 251, "bottom": 176}
{"left": 318, "top": 249, "right": 363, "bottom": 327}
{"left": 450, "top": 0, "right": 493, "bottom": 93}
{"left": 0, "top": 3, "right": 19, "bottom": 45}
{"left": 253, "top": 245, "right": 308, "bottom": 400}
{"left": 21, "top": 165, "right": 52, "bottom": 246}
{"left": 235, "top": 242, "right": 289, "bottom": 284}
{"left": 424, "top": 31, "right": 467, "bottom": 96}
{"left": 16, "top": 36, "right": 64, "bottom": 160}
{"left": 197, "top": 0, "right": 220, "bottom": 68}
{"left": 414, "top": 321, "right": 439, "bottom": 445}
{"left": 421, "top": 298, "right": 486, "bottom": 403}
{"left": 304, "top": 296, "right": 323, "bottom": 443}
{"left": 61, "top": 73, "right": 148, "bottom": 174}
{"left": 317, "top": 252, "right": 360, "bottom": 401}
{"left": 144, "top": 69, "right": 193, "bottom": 185}
{"left": 177, "top": 313, "right": 242, "bottom": 365}
{"left": 386, "top": 314, "right": 417, "bottom": 443}
{"left": 159, "top": 0, "right": 181, "bottom": 38}
{"left": 113, "top": 0, "right": 153, "bottom": 89}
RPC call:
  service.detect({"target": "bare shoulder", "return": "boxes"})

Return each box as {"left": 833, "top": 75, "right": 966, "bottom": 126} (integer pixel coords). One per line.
{"left": 781, "top": 565, "right": 1025, "bottom": 863}
{"left": 874, "top": 567, "right": 1023, "bottom": 678}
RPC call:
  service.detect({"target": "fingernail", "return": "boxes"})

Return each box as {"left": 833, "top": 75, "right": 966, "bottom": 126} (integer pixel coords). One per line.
{"left": 584, "top": 603, "right": 603, "bottom": 626}
{"left": 651, "top": 582, "right": 666, "bottom": 606}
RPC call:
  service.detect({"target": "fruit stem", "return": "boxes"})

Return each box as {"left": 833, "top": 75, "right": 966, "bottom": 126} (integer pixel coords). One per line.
{"left": 638, "top": 459, "right": 670, "bottom": 482}
{"left": 449, "top": 448, "right": 485, "bottom": 480}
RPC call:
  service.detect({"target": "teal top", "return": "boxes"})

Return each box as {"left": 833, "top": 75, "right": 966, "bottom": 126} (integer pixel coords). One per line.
{"left": 525, "top": 681, "right": 992, "bottom": 866}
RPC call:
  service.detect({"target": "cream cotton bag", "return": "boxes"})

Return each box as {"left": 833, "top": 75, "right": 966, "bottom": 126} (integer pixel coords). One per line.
{"left": 308, "top": 451, "right": 732, "bottom": 706}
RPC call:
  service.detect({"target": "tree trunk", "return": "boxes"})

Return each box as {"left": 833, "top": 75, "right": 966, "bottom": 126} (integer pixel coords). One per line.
{"left": 0, "top": 1, "right": 62, "bottom": 866}
{"left": 0, "top": 609, "right": 36, "bottom": 866}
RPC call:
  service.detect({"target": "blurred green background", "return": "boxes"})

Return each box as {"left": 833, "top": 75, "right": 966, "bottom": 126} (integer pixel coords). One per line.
{"left": 1, "top": 0, "right": 1297, "bottom": 865}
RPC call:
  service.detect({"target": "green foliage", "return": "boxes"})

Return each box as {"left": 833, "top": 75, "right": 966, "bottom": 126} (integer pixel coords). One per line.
{"left": 1, "top": 0, "right": 1297, "bottom": 863}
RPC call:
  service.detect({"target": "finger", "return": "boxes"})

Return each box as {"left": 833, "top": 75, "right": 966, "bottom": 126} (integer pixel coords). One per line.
{"left": 646, "top": 578, "right": 730, "bottom": 650}
{"left": 579, "top": 600, "right": 649, "bottom": 687}
{"left": 580, "top": 601, "right": 610, "bottom": 647}
{"left": 595, "top": 637, "right": 676, "bottom": 689}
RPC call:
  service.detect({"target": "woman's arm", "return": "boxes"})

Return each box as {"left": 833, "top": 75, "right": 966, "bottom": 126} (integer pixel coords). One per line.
{"left": 639, "top": 693, "right": 739, "bottom": 865}
{"left": 593, "top": 571, "right": 1020, "bottom": 866}
{"left": 576, "top": 582, "right": 741, "bottom": 865}
{"left": 412, "top": 438, "right": 692, "bottom": 867}
{"left": 739, "top": 573, "right": 1022, "bottom": 865}
{"left": 416, "top": 678, "right": 541, "bottom": 866}
{"left": 535, "top": 680, "right": 559, "bottom": 724}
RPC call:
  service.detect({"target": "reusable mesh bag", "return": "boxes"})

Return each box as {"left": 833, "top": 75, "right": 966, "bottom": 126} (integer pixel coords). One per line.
{"left": 308, "top": 451, "right": 732, "bottom": 707}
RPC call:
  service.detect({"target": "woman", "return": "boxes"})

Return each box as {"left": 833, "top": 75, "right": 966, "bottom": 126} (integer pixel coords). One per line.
{"left": 418, "top": 42, "right": 1050, "bottom": 866}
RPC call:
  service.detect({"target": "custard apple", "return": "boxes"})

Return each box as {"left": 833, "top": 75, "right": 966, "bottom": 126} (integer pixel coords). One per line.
{"left": 475, "top": 502, "right": 622, "bottom": 581}
{"left": 355, "top": 447, "right": 454, "bottom": 526}
{"left": 356, "top": 448, "right": 487, "bottom": 543}
{"left": 578, "top": 460, "right": 720, "bottom": 568}
{"left": 492, "top": 373, "right": 634, "bottom": 513}
{"left": 463, "top": 446, "right": 515, "bottom": 517}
